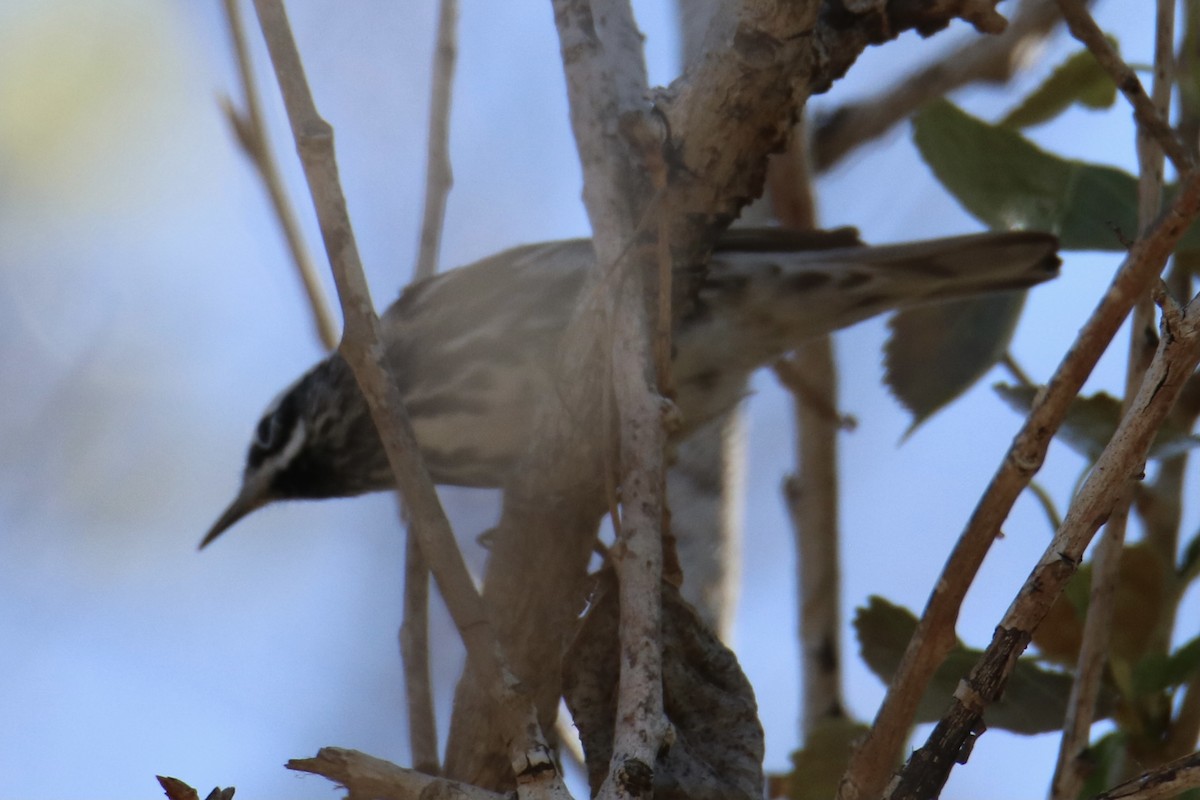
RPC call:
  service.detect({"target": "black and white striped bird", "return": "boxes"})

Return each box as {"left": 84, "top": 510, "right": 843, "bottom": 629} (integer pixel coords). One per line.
{"left": 202, "top": 227, "right": 1058, "bottom": 547}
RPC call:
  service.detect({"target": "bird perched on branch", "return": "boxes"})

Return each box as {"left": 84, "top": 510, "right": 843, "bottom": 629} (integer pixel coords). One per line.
{"left": 202, "top": 227, "right": 1058, "bottom": 547}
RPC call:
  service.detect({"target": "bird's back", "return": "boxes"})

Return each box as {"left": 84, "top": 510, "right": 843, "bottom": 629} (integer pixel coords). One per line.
{"left": 378, "top": 230, "right": 1057, "bottom": 483}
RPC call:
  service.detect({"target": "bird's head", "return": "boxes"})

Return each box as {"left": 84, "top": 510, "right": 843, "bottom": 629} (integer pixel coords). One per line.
{"left": 200, "top": 356, "right": 390, "bottom": 548}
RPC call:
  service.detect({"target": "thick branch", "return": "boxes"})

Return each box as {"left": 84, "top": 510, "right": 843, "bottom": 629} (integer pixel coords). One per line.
{"left": 552, "top": 4, "right": 670, "bottom": 799}
{"left": 814, "top": 0, "right": 1065, "bottom": 172}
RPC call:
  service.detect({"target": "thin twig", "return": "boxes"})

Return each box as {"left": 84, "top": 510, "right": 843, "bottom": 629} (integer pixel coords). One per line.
{"left": 412, "top": 0, "right": 458, "bottom": 283}
{"left": 1141, "top": 0, "right": 1186, "bottom": 629}
{"left": 1050, "top": 5, "right": 1174, "bottom": 796}
{"left": 887, "top": 289, "right": 1200, "bottom": 799}
{"left": 1055, "top": 0, "right": 1193, "bottom": 175}
{"left": 837, "top": 167, "right": 1200, "bottom": 800}
{"left": 400, "top": 537, "right": 438, "bottom": 774}
{"left": 782, "top": 340, "right": 846, "bottom": 734}
{"left": 249, "top": 3, "right": 569, "bottom": 796}
{"left": 220, "top": 0, "right": 338, "bottom": 351}
{"left": 1049, "top": 513, "right": 1128, "bottom": 800}
{"left": 765, "top": 119, "right": 847, "bottom": 736}
{"left": 1089, "top": 748, "right": 1200, "bottom": 800}
{"left": 1000, "top": 352, "right": 1036, "bottom": 388}
{"left": 550, "top": 3, "right": 670, "bottom": 798}
{"left": 774, "top": 350, "right": 858, "bottom": 431}
{"left": 399, "top": 0, "right": 459, "bottom": 773}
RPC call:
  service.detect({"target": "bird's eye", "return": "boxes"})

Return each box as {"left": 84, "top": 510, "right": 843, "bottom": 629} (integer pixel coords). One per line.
{"left": 247, "top": 390, "right": 301, "bottom": 470}
{"left": 254, "top": 413, "right": 281, "bottom": 450}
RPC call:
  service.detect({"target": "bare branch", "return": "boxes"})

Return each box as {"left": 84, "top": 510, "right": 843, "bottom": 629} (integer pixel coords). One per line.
{"left": 888, "top": 289, "right": 1200, "bottom": 799}
{"left": 1089, "top": 749, "right": 1200, "bottom": 800}
{"left": 412, "top": 0, "right": 458, "bottom": 282}
{"left": 220, "top": 0, "right": 338, "bottom": 351}
{"left": 1048, "top": 512, "right": 1128, "bottom": 800}
{"left": 551, "top": 4, "right": 670, "bottom": 798}
{"left": 1050, "top": 5, "right": 1174, "bottom": 796}
{"left": 764, "top": 121, "right": 847, "bottom": 736}
{"left": 1055, "top": 0, "right": 1193, "bottom": 174}
{"left": 838, "top": 167, "right": 1200, "bottom": 800}
{"left": 782, "top": 340, "right": 846, "bottom": 733}
{"left": 288, "top": 747, "right": 505, "bottom": 800}
{"left": 400, "top": 535, "right": 438, "bottom": 774}
{"left": 249, "top": 3, "right": 568, "bottom": 795}
{"left": 665, "top": 0, "right": 746, "bottom": 643}
{"left": 399, "top": 0, "right": 459, "bottom": 773}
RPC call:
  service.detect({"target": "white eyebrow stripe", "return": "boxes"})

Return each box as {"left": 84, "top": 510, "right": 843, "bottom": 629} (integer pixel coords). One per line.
{"left": 257, "top": 419, "right": 307, "bottom": 477}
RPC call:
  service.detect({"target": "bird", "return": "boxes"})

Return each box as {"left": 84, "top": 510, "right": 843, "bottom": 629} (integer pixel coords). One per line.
{"left": 201, "top": 227, "right": 1059, "bottom": 548}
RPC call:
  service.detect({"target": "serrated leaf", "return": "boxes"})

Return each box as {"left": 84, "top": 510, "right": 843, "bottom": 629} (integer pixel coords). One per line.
{"left": 885, "top": 291, "right": 1026, "bottom": 428}
{"left": 913, "top": 101, "right": 1200, "bottom": 252}
{"left": 1000, "top": 46, "right": 1118, "bottom": 129}
{"left": 994, "top": 383, "right": 1200, "bottom": 461}
{"left": 1133, "top": 634, "right": 1200, "bottom": 696}
{"left": 854, "top": 596, "right": 1095, "bottom": 734}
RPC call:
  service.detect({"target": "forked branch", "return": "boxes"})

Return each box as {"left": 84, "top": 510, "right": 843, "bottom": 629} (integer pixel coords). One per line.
{"left": 887, "top": 288, "right": 1200, "bottom": 798}
{"left": 839, "top": 167, "right": 1200, "bottom": 800}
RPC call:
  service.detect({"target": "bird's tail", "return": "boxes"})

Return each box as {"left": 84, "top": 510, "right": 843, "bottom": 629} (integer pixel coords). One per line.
{"left": 671, "top": 230, "right": 1059, "bottom": 419}
{"left": 694, "top": 229, "right": 1058, "bottom": 347}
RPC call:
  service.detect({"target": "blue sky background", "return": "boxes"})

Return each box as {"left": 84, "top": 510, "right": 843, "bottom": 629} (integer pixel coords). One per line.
{"left": 0, "top": 2, "right": 1191, "bottom": 798}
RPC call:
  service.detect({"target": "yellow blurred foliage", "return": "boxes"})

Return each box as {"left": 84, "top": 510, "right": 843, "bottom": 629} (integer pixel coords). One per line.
{"left": 0, "top": 0, "right": 191, "bottom": 204}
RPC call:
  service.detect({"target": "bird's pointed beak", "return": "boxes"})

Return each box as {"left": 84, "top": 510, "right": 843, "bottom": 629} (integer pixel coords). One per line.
{"left": 200, "top": 474, "right": 271, "bottom": 550}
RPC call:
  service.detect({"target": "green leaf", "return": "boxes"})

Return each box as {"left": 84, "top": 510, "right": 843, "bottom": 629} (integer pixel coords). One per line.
{"left": 914, "top": 100, "right": 1152, "bottom": 251}
{"left": 1000, "top": 46, "right": 1118, "bottom": 129}
{"left": 916, "top": 101, "right": 1200, "bottom": 252}
{"left": 994, "top": 383, "right": 1200, "bottom": 460}
{"left": 1076, "top": 731, "right": 1128, "bottom": 799}
{"left": 787, "top": 719, "right": 870, "bottom": 800}
{"left": 886, "top": 292, "right": 1026, "bottom": 429}
{"left": 1133, "top": 634, "right": 1200, "bottom": 696}
{"left": 854, "top": 596, "right": 1098, "bottom": 734}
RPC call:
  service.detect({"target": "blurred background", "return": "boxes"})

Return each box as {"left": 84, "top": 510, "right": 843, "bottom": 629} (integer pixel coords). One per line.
{"left": 0, "top": 2, "right": 1185, "bottom": 798}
